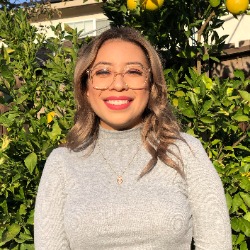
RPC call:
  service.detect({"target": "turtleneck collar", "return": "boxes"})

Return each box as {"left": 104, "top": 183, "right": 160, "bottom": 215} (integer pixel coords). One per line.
{"left": 98, "top": 125, "right": 142, "bottom": 140}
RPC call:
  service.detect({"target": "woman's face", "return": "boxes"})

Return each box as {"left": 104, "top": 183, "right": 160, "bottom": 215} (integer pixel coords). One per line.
{"left": 87, "top": 39, "right": 150, "bottom": 131}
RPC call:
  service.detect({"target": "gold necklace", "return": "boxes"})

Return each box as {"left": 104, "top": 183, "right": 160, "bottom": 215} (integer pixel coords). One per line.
{"left": 98, "top": 144, "right": 141, "bottom": 185}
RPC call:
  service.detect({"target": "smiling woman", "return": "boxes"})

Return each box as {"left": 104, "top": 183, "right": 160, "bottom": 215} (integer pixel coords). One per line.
{"left": 34, "top": 27, "right": 232, "bottom": 250}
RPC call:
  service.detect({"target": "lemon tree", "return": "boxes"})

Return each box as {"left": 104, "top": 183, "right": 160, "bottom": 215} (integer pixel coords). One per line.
{"left": 103, "top": 0, "right": 228, "bottom": 74}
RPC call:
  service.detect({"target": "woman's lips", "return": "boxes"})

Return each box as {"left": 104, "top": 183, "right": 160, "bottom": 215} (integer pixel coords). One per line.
{"left": 104, "top": 96, "right": 133, "bottom": 110}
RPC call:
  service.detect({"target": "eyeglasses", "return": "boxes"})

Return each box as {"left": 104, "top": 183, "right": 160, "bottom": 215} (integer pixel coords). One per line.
{"left": 86, "top": 64, "right": 150, "bottom": 90}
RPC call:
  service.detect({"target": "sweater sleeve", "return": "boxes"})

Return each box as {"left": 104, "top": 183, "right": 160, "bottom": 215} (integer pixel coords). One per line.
{"left": 182, "top": 134, "right": 232, "bottom": 250}
{"left": 34, "top": 148, "right": 70, "bottom": 250}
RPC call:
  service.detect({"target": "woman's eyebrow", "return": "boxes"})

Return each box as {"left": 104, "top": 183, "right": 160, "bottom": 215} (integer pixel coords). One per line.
{"left": 126, "top": 62, "right": 144, "bottom": 67}
{"left": 92, "top": 61, "right": 147, "bottom": 68}
{"left": 92, "top": 62, "right": 112, "bottom": 68}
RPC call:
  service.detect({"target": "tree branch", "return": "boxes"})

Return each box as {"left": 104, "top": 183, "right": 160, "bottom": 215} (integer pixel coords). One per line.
{"left": 196, "top": 10, "right": 216, "bottom": 74}
{"left": 218, "top": 124, "right": 250, "bottom": 162}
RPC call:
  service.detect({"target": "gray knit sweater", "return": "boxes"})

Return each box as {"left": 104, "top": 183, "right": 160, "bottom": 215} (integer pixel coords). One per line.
{"left": 34, "top": 127, "right": 232, "bottom": 249}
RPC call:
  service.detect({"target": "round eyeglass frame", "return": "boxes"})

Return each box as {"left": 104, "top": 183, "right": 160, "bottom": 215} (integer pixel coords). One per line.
{"left": 86, "top": 67, "right": 151, "bottom": 90}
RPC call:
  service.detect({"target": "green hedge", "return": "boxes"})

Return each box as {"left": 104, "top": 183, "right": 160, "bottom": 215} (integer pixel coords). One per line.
{"left": 0, "top": 9, "right": 80, "bottom": 249}
{"left": 166, "top": 67, "right": 250, "bottom": 249}
{"left": 0, "top": 7, "right": 250, "bottom": 249}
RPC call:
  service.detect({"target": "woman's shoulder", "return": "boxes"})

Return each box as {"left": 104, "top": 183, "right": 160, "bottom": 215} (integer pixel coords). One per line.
{"left": 175, "top": 132, "right": 207, "bottom": 160}
{"left": 48, "top": 146, "right": 71, "bottom": 158}
{"left": 46, "top": 145, "right": 91, "bottom": 165}
{"left": 178, "top": 132, "right": 203, "bottom": 149}
{"left": 45, "top": 146, "right": 79, "bottom": 166}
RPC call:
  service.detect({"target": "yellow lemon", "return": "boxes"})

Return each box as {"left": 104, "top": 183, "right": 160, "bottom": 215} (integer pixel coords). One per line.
{"left": 47, "top": 111, "right": 56, "bottom": 124}
{"left": 127, "top": 0, "right": 140, "bottom": 10}
{"left": 226, "top": 0, "right": 249, "bottom": 15}
{"left": 142, "top": 0, "right": 164, "bottom": 10}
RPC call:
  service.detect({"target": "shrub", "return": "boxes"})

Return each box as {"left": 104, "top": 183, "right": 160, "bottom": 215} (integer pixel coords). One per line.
{"left": 0, "top": 8, "right": 82, "bottom": 249}
{"left": 166, "top": 67, "right": 250, "bottom": 249}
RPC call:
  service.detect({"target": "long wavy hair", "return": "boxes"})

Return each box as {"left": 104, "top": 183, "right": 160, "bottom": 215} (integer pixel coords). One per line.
{"left": 65, "top": 27, "right": 185, "bottom": 178}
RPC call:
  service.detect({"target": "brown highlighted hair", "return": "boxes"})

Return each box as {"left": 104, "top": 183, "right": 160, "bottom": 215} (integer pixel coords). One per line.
{"left": 65, "top": 27, "right": 184, "bottom": 178}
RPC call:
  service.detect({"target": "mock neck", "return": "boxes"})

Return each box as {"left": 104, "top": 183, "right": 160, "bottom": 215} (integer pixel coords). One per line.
{"left": 98, "top": 125, "right": 142, "bottom": 140}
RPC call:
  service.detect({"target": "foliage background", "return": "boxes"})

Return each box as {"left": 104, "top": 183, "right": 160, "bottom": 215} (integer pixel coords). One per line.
{"left": 0, "top": 9, "right": 81, "bottom": 249}
{"left": 0, "top": 1, "right": 250, "bottom": 249}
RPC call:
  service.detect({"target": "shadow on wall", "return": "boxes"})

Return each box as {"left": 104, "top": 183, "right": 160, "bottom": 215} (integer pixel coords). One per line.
{"left": 210, "top": 39, "right": 250, "bottom": 80}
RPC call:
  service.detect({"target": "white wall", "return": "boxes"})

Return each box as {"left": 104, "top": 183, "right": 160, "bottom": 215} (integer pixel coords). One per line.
{"left": 32, "top": 13, "right": 108, "bottom": 38}
{"left": 217, "top": 14, "right": 250, "bottom": 47}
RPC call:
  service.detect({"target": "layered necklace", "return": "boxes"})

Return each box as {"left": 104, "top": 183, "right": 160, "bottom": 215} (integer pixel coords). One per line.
{"left": 98, "top": 143, "right": 141, "bottom": 185}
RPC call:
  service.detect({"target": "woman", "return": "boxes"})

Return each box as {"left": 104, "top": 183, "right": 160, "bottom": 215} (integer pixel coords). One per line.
{"left": 34, "top": 27, "right": 232, "bottom": 249}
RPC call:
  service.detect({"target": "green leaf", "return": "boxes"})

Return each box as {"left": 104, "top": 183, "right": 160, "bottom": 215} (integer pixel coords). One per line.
{"left": 238, "top": 90, "right": 250, "bottom": 102}
{"left": 244, "top": 212, "right": 250, "bottom": 222}
{"left": 187, "top": 92, "right": 198, "bottom": 108}
{"left": 202, "top": 100, "right": 213, "bottom": 113}
{"left": 120, "top": 4, "right": 127, "bottom": 13}
{"left": 234, "top": 70, "right": 245, "bottom": 81}
{"left": 239, "top": 218, "right": 250, "bottom": 237}
{"left": 200, "top": 116, "right": 214, "bottom": 124}
{"left": 20, "top": 243, "right": 35, "bottom": 250}
{"left": 0, "top": 200, "right": 8, "bottom": 215}
{"left": 242, "top": 156, "right": 250, "bottom": 162}
{"left": 0, "top": 115, "right": 12, "bottom": 127}
{"left": 177, "top": 50, "right": 195, "bottom": 58}
{"left": 202, "top": 54, "right": 209, "bottom": 61}
{"left": 47, "top": 121, "right": 62, "bottom": 141}
{"left": 232, "top": 114, "right": 249, "bottom": 122}
{"left": 1, "top": 224, "right": 21, "bottom": 245}
{"left": 19, "top": 204, "right": 27, "bottom": 215}
{"left": 19, "top": 232, "right": 33, "bottom": 240}
{"left": 64, "top": 23, "right": 75, "bottom": 34}
{"left": 232, "top": 234, "right": 237, "bottom": 244}
{"left": 235, "top": 233, "right": 245, "bottom": 245}
{"left": 178, "top": 98, "right": 188, "bottom": 109}
{"left": 200, "top": 82, "right": 206, "bottom": 97}
{"left": 231, "top": 193, "right": 243, "bottom": 213}
{"left": 234, "top": 145, "right": 250, "bottom": 153}
{"left": 240, "top": 192, "right": 250, "bottom": 207}
{"left": 211, "top": 139, "right": 221, "bottom": 145}
{"left": 225, "top": 192, "right": 232, "bottom": 210}
{"left": 181, "top": 108, "right": 196, "bottom": 118}
{"left": 240, "top": 241, "right": 248, "bottom": 250}
{"left": 7, "top": 112, "right": 20, "bottom": 122}
{"left": 231, "top": 217, "right": 240, "bottom": 232}
{"left": 15, "top": 239, "right": 25, "bottom": 244}
{"left": 239, "top": 177, "right": 250, "bottom": 192}
{"left": 210, "top": 56, "right": 220, "bottom": 62}
{"left": 201, "top": 75, "right": 214, "bottom": 90}
{"left": 16, "top": 94, "right": 29, "bottom": 105}
{"left": 240, "top": 201, "right": 248, "bottom": 213}
{"left": 174, "top": 90, "right": 185, "bottom": 97}
{"left": 27, "top": 210, "right": 34, "bottom": 225}
{"left": 24, "top": 152, "right": 37, "bottom": 174}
